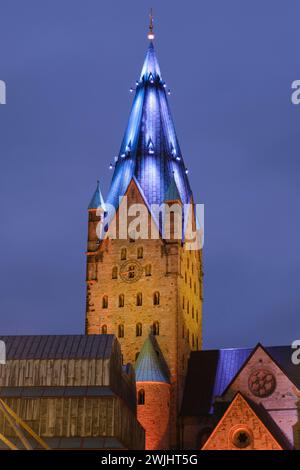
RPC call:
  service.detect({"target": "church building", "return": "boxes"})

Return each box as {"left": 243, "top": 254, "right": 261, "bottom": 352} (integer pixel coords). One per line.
{"left": 0, "top": 18, "right": 299, "bottom": 451}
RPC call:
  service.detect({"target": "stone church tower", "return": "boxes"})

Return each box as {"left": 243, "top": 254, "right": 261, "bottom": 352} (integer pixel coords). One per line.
{"left": 85, "top": 23, "right": 203, "bottom": 449}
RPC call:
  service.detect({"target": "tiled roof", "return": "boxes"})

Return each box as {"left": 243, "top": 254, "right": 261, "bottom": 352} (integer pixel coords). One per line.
{"left": 135, "top": 336, "right": 169, "bottom": 383}
{"left": 181, "top": 344, "right": 300, "bottom": 416}
{"left": 0, "top": 334, "right": 115, "bottom": 360}
{"left": 106, "top": 41, "right": 192, "bottom": 211}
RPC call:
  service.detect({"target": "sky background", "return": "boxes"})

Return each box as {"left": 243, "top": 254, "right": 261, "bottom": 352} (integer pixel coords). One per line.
{"left": 0, "top": 0, "right": 299, "bottom": 349}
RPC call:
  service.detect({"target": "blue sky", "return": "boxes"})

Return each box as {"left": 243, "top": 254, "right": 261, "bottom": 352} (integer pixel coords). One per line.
{"left": 0, "top": 0, "right": 299, "bottom": 349}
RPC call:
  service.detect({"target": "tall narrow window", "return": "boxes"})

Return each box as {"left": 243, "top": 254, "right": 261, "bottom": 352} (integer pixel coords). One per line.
{"left": 182, "top": 296, "right": 185, "bottom": 309}
{"left": 187, "top": 329, "right": 190, "bottom": 343}
{"left": 152, "top": 321, "right": 160, "bottom": 336}
{"left": 112, "top": 266, "right": 118, "bottom": 279}
{"left": 194, "top": 282, "right": 196, "bottom": 294}
{"left": 136, "top": 323, "right": 142, "bottom": 337}
{"left": 136, "top": 292, "right": 142, "bottom": 306}
{"left": 192, "top": 334, "right": 195, "bottom": 348}
{"left": 145, "top": 264, "right": 152, "bottom": 276}
{"left": 138, "top": 389, "right": 145, "bottom": 405}
{"left": 153, "top": 291, "right": 160, "bottom": 306}
{"left": 101, "top": 325, "right": 107, "bottom": 334}
{"left": 187, "top": 301, "right": 190, "bottom": 314}
{"left": 196, "top": 311, "right": 199, "bottom": 323}
{"left": 118, "top": 324, "right": 124, "bottom": 338}
{"left": 137, "top": 247, "right": 143, "bottom": 259}
{"left": 187, "top": 258, "right": 190, "bottom": 270}
{"left": 119, "top": 294, "right": 124, "bottom": 308}
{"left": 102, "top": 295, "right": 108, "bottom": 309}
{"left": 192, "top": 307, "right": 194, "bottom": 319}
{"left": 121, "top": 248, "right": 126, "bottom": 260}
{"left": 185, "top": 272, "right": 187, "bottom": 284}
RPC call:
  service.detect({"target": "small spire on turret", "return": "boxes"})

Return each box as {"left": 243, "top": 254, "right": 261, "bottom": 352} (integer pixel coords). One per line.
{"left": 147, "top": 8, "right": 155, "bottom": 41}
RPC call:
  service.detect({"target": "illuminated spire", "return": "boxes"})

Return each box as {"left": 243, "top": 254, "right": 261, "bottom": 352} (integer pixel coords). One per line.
{"left": 88, "top": 180, "right": 105, "bottom": 210}
{"left": 106, "top": 28, "right": 192, "bottom": 211}
{"left": 147, "top": 8, "right": 155, "bottom": 41}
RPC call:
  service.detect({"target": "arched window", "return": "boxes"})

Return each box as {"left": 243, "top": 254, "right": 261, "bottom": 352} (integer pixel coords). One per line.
{"left": 182, "top": 296, "right": 185, "bottom": 309}
{"left": 192, "top": 306, "right": 194, "bottom": 319}
{"left": 136, "top": 292, "right": 142, "bottom": 306}
{"left": 112, "top": 266, "right": 118, "bottom": 279}
{"left": 121, "top": 248, "right": 126, "bottom": 260}
{"left": 136, "top": 323, "right": 142, "bottom": 337}
{"left": 153, "top": 291, "right": 160, "bottom": 306}
{"left": 101, "top": 325, "right": 107, "bottom": 334}
{"left": 137, "top": 247, "right": 143, "bottom": 259}
{"left": 118, "top": 324, "right": 124, "bottom": 338}
{"left": 152, "top": 321, "right": 160, "bottom": 336}
{"left": 145, "top": 264, "right": 152, "bottom": 276}
{"left": 138, "top": 389, "right": 145, "bottom": 405}
{"left": 102, "top": 295, "right": 108, "bottom": 309}
{"left": 119, "top": 294, "right": 124, "bottom": 307}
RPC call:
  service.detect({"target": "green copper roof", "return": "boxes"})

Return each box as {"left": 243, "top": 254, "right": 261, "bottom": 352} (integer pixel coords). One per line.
{"left": 135, "top": 336, "right": 169, "bottom": 383}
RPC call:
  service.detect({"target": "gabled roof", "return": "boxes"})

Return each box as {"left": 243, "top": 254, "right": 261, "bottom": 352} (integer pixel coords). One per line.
{"left": 106, "top": 41, "right": 192, "bottom": 211}
{"left": 202, "top": 392, "right": 292, "bottom": 450}
{"left": 181, "top": 344, "right": 300, "bottom": 417}
{"left": 135, "top": 336, "right": 169, "bottom": 383}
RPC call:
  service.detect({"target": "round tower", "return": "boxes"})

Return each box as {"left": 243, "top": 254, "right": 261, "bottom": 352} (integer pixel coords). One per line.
{"left": 135, "top": 335, "right": 171, "bottom": 450}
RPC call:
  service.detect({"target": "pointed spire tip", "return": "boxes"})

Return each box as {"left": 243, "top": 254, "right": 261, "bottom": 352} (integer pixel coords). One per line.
{"left": 147, "top": 8, "right": 155, "bottom": 41}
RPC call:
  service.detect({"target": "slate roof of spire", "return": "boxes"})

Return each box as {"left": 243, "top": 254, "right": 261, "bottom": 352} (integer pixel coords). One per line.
{"left": 135, "top": 336, "right": 170, "bottom": 383}
{"left": 106, "top": 41, "right": 192, "bottom": 211}
{"left": 88, "top": 180, "right": 105, "bottom": 210}
{"left": 164, "top": 175, "right": 182, "bottom": 202}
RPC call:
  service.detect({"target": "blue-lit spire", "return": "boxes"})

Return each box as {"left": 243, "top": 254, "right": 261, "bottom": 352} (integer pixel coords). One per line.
{"left": 135, "top": 336, "right": 170, "bottom": 383}
{"left": 106, "top": 33, "right": 192, "bottom": 211}
{"left": 88, "top": 180, "right": 105, "bottom": 210}
{"left": 164, "top": 174, "right": 182, "bottom": 203}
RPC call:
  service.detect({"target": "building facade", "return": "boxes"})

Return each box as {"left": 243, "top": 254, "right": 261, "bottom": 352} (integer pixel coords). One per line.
{"left": 85, "top": 30, "right": 203, "bottom": 448}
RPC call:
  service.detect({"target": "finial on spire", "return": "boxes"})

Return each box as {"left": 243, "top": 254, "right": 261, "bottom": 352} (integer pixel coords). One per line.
{"left": 148, "top": 8, "right": 155, "bottom": 41}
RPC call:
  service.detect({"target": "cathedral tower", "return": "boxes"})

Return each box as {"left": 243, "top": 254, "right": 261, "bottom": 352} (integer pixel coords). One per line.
{"left": 85, "top": 20, "right": 203, "bottom": 448}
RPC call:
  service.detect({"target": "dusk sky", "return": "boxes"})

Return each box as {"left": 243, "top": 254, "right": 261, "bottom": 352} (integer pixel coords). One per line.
{"left": 0, "top": 0, "right": 299, "bottom": 349}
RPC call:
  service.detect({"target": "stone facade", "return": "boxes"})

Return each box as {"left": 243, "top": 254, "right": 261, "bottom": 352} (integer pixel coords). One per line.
{"left": 222, "top": 346, "right": 299, "bottom": 447}
{"left": 202, "top": 394, "right": 283, "bottom": 450}
{"left": 85, "top": 180, "right": 203, "bottom": 448}
{"left": 136, "top": 381, "right": 170, "bottom": 449}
